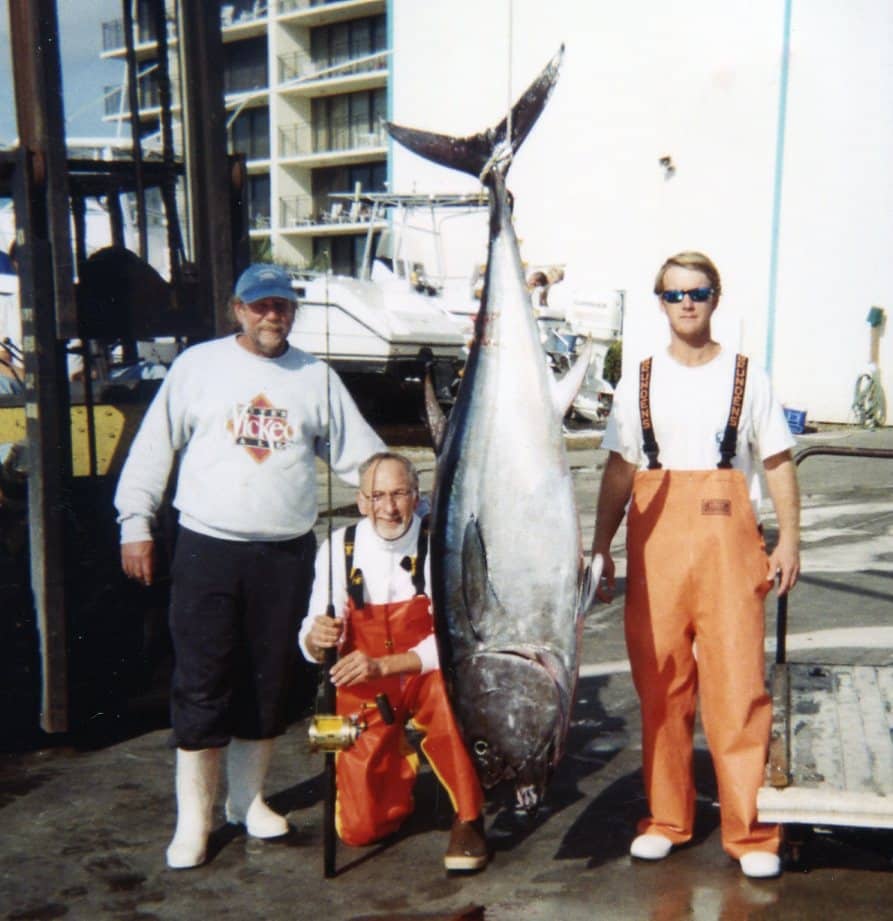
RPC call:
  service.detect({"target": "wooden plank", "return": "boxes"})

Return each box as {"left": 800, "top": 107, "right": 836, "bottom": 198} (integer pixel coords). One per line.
{"left": 834, "top": 667, "right": 874, "bottom": 794}
{"left": 766, "top": 665, "right": 790, "bottom": 787}
{"left": 758, "top": 663, "right": 893, "bottom": 829}
{"left": 851, "top": 667, "right": 893, "bottom": 795}
{"left": 789, "top": 665, "right": 844, "bottom": 790}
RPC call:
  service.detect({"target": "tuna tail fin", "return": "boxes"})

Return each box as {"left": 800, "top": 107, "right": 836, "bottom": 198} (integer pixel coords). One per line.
{"left": 385, "top": 44, "right": 564, "bottom": 180}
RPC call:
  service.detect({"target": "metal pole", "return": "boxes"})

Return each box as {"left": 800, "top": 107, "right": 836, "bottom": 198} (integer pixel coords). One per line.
{"left": 121, "top": 0, "right": 148, "bottom": 260}
{"left": 322, "top": 268, "right": 338, "bottom": 878}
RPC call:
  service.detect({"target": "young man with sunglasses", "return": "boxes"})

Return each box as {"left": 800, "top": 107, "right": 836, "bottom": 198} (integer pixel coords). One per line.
{"left": 591, "top": 251, "right": 800, "bottom": 879}
{"left": 115, "top": 263, "right": 384, "bottom": 869}
{"left": 299, "top": 451, "right": 489, "bottom": 872}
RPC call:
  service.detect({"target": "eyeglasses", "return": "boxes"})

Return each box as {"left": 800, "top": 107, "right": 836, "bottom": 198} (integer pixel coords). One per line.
{"left": 659, "top": 287, "right": 714, "bottom": 304}
{"left": 363, "top": 489, "right": 415, "bottom": 505}
{"left": 240, "top": 298, "right": 295, "bottom": 315}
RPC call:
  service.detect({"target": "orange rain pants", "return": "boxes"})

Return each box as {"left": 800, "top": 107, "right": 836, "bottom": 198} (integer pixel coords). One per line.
{"left": 624, "top": 467, "right": 780, "bottom": 858}
{"left": 335, "top": 594, "right": 483, "bottom": 847}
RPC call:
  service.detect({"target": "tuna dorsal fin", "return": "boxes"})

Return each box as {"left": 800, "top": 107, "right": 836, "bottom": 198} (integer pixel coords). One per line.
{"left": 461, "top": 516, "right": 502, "bottom": 636}
{"left": 552, "top": 338, "right": 594, "bottom": 418}
{"left": 385, "top": 44, "right": 564, "bottom": 181}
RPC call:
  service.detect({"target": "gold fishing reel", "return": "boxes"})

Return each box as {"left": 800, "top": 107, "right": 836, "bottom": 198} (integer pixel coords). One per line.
{"left": 308, "top": 693, "right": 395, "bottom": 752}
{"left": 308, "top": 713, "right": 362, "bottom": 752}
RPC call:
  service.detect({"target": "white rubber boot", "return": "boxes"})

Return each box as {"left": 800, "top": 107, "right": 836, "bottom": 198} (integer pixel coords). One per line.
{"left": 166, "top": 748, "right": 221, "bottom": 869}
{"left": 225, "top": 738, "right": 289, "bottom": 838}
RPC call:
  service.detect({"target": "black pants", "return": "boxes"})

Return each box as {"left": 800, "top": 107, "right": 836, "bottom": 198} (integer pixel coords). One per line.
{"left": 168, "top": 527, "right": 316, "bottom": 750}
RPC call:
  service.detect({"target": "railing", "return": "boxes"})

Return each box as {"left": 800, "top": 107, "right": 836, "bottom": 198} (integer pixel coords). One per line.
{"left": 100, "top": 16, "right": 177, "bottom": 52}
{"left": 279, "top": 122, "right": 386, "bottom": 157}
{"left": 278, "top": 48, "right": 388, "bottom": 84}
{"left": 279, "top": 195, "right": 375, "bottom": 227}
{"left": 279, "top": 0, "right": 372, "bottom": 13}
{"left": 250, "top": 211, "right": 272, "bottom": 230}
{"left": 102, "top": 3, "right": 267, "bottom": 52}
{"left": 221, "top": 2, "right": 268, "bottom": 28}
{"left": 224, "top": 62, "right": 269, "bottom": 95}
{"left": 103, "top": 82, "right": 161, "bottom": 117}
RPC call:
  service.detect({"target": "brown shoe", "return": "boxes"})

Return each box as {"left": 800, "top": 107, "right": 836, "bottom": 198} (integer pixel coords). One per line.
{"left": 444, "top": 816, "right": 488, "bottom": 872}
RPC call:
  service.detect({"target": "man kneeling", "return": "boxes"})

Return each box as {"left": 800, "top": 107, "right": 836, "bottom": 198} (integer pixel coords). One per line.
{"left": 299, "top": 451, "right": 488, "bottom": 871}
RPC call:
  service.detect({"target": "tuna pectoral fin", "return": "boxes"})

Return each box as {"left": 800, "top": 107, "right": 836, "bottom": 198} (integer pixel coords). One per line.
{"left": 578, "top": 553, "right": 604, "bottom": 619}
{"left": 461, "top": 517, "right": 503, "bottom": 633}
{"left": 385, "top": 45, "right": 564, "bottom": 180}
{"left": 552, "top": 339, "right": 594, "bottom": 418}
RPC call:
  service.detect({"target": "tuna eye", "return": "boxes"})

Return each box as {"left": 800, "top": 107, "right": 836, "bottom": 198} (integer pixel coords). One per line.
{"left": 473, "top": 739, "right": 489, "bottom": 756}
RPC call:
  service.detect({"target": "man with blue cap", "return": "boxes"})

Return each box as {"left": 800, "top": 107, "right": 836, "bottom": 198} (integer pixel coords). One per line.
{"left": 115, "top": 263, "right": 385, "bottom": 869}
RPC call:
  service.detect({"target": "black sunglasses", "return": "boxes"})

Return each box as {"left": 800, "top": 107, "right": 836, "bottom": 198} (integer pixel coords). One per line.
{"left": 660, "top": 287, "right": 714, "bottom": 304}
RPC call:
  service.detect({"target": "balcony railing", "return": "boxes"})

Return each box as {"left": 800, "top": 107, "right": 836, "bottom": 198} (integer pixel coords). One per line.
{"left": 103, "top": 83, "right": 161, "bottom": 117}
{"left": 278, "top": 48, "right": 388, "bottom": 84}
{"left": 102, "top": 3, "right": 266, "bottom": 52}
{"left": 101, "top": 16, "right": 176, "bottom": 52}
{"left": 280, "top": 195, "right": 375, "bottom": 227}
{"left": 224, "top": 62, "right": 269, "bottom": 95}
{"left": 279, "top": 122, "right": 386, "bottom": 158}
{"left": 279, "top": 0, "right": 370, "bottom": 13}
{"left": 221, "top": 2, "right": 268, "bottom": 28}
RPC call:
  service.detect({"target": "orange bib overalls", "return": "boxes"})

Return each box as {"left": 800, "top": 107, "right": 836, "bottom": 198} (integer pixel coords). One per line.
{"left": 334, "top": 523, "right": 483, "bottom": 847}
{"left": 624, "top": 355, "right": 779, "bottom": 858}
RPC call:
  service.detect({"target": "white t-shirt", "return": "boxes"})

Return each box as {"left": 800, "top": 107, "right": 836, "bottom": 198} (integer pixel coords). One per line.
{"left": 299, "top": 515, "right": 438, "bottom": 674}
{"left": 601, "top": 348, "right": 795, "bottom": 511}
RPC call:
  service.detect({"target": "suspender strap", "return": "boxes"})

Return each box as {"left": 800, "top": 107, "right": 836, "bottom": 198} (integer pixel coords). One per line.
{"left": 344, "top": 518, "right": 430, "bottom": 605}
{"left": 717, "top": 354, "right": 749, "bottom": 469}
{"left": 638, "top": 358, "right": 662, "bottom": 470}
{"left": 343, "top": 523, "right": 365, "bottom": 609}
{"left": 412, "top": 516, "right": 430, "bottom": 596}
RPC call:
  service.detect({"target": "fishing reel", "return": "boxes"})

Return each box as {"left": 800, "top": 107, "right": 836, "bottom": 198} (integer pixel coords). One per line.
{"left": 308, "top": 692, "right": 396, "bottom": 752}
{"left": 308, "top": 713, "right": 362, "bottom": 752}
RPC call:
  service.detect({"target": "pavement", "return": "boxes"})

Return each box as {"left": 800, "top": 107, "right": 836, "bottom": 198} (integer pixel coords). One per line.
{"left": 2, "top": 424, "right": 892, "bottom": 921}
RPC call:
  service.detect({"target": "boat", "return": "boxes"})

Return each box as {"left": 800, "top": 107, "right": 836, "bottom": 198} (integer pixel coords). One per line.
{"left": 286, "top": 192, "right": 490, "bottom": 416}
{"left": 288, "top": 265, "right": 468, "bottom": 415}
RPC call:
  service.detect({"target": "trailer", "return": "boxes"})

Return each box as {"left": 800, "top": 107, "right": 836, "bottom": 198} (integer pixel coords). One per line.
{"left": 757, "top": 445, "right": 893, "bottom": 860}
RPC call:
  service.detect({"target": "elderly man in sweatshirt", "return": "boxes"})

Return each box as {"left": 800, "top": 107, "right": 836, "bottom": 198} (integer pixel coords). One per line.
{"left": 115, "top": 263, "right": 384, "bottom": 869}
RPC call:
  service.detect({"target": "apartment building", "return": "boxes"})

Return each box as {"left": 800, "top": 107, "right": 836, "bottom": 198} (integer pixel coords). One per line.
{"left": 100, "top": 0, "right": 389, "bottom": 277}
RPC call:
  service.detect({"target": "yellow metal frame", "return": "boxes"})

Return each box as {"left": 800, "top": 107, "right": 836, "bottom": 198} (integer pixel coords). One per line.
{"left": 0, "top": 403, "right": 145, "bottom": 477}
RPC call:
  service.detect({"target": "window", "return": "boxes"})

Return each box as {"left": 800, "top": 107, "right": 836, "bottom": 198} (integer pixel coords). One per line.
{"left": 224, "top": 36, "right": 268, "bottom": 94}
{"left": 231, "top": 107, "right": 270, "bottom": 160}
{"left": 314, "top": 234, "right": 369, "bottom": 278}
{"left": 247, "top": 174, "right": 271, "bottom": 228}
{"left": 311, "top": 88, "right": 386, "bottom": 152}
{"left": 310, "top": 15, "right": 386, "bottom": 70}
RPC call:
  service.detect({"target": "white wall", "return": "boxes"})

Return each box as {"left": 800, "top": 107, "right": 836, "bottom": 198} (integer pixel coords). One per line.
{"left": 389, "top": 0, "right": 893, "bottom": 423}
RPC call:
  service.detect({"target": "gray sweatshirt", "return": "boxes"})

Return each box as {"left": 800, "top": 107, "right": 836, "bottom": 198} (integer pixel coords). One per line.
{"left": 115, "top": 335, "right": 385, "bottom": 543}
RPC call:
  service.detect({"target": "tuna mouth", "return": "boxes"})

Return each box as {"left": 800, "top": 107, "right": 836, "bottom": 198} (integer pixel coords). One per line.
{"left": 453, "top": 648, "right": 569, "bottom": 790}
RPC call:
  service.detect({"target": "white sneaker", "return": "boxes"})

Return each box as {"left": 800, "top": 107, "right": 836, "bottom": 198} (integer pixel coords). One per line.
{"left": 629, "top": 833, "right": 673, "bottom": 860}
{"left": 740, "top": 851, "right": 781, "bottom": 878}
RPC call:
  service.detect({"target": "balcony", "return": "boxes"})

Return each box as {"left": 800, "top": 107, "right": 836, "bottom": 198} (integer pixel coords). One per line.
{"left": 224, "top": 62, "right": 269, "bottom": 96}
{"left": 221, "top": 2, "right": 269, "bottom": 30}
{"left": 279, "top": 194, "right": 385, "bottom": 234}
{"left": 103, "top": 82, "right": 163, "bottom": 118}
{"left": 278, "top": 52, "right": 387, "bottom": 99}
{"left": 278, "top": 0, "right": 386, "bottom": 28}
{"left": 279, "top": 122, "right": 386, "bottom": 162}
{"left": 101, "top": 3, "right": 267, "bottom": 57}
{"left": 100, "top": 15, "right": 177, "bottom": 58}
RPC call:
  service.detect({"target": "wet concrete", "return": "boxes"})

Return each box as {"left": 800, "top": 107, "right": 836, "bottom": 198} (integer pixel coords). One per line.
{"left": 2, "top": 424, "right": 892, "bottom": 920}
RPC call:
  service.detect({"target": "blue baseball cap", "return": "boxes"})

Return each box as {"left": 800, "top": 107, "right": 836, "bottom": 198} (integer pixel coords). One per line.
{"left": 234, "top": 263, "right": 298, "bottom": 305}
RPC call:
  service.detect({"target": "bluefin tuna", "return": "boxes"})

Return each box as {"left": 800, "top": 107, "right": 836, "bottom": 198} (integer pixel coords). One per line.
{"left": 386, "top": 47, "right": 600, "bottom": 807}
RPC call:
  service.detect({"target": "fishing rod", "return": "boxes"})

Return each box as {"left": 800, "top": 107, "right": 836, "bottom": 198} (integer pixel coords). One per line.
{"left": 306, "top": 254, "right": 360, "bottom": 878}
